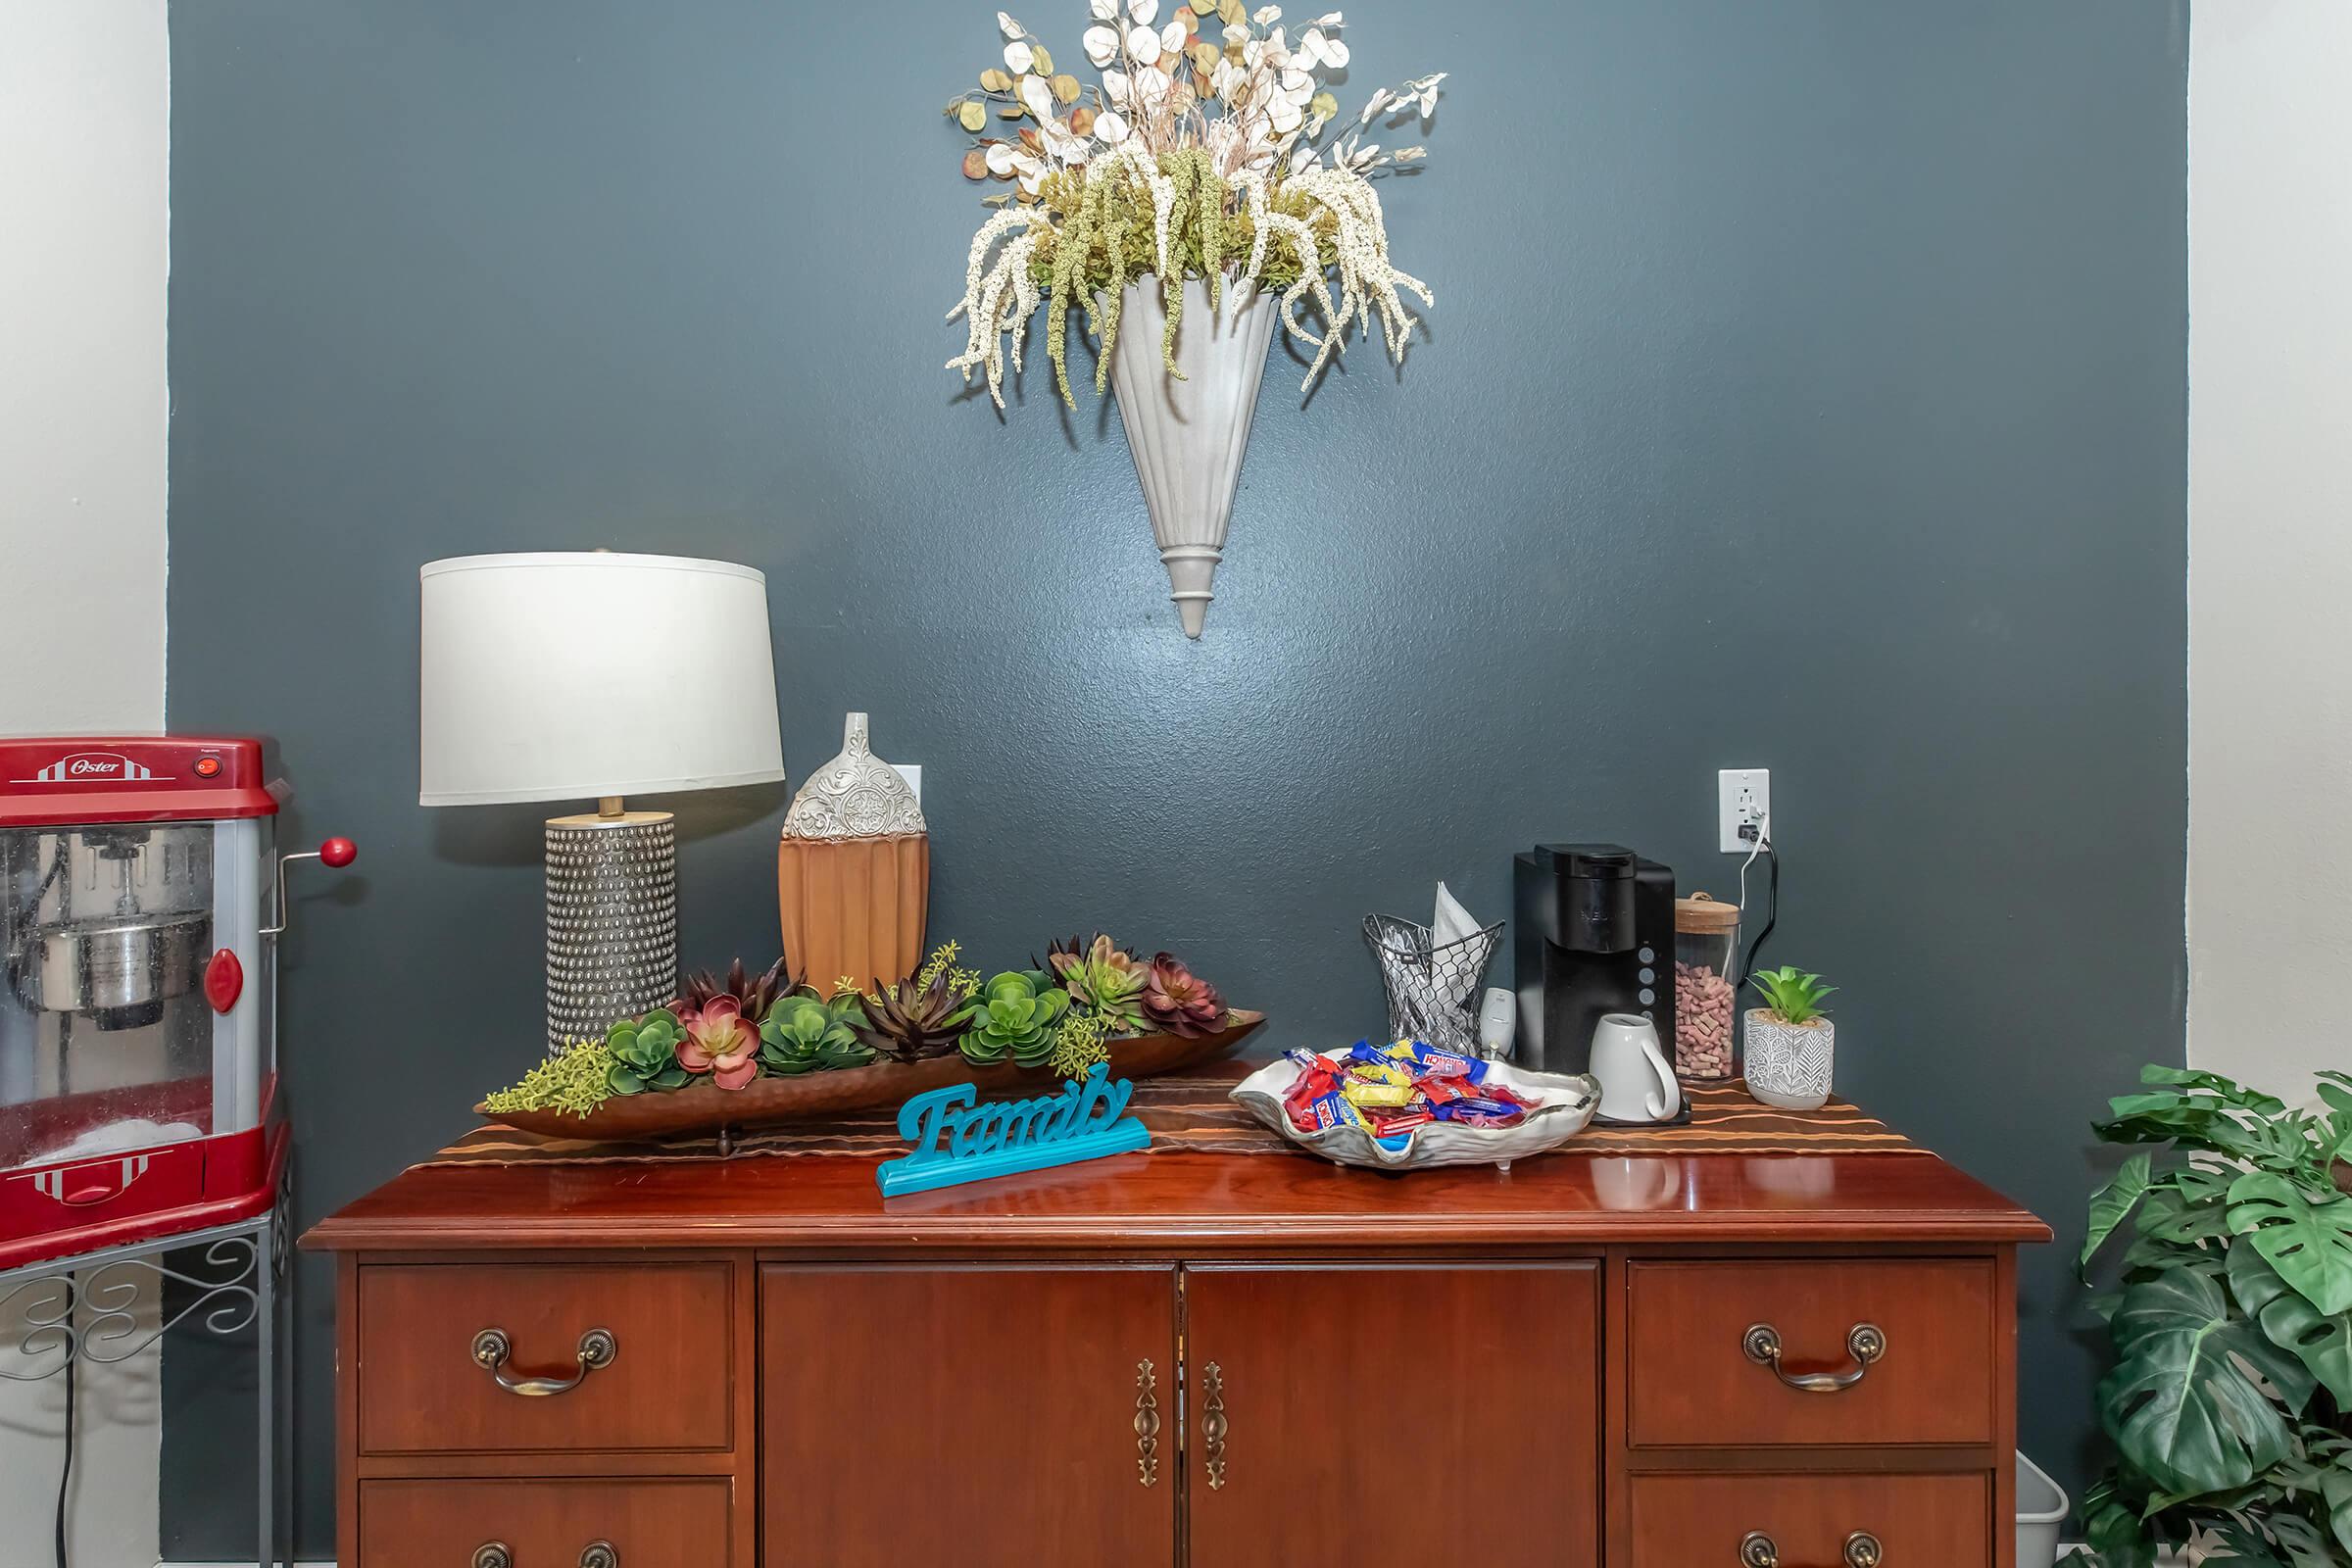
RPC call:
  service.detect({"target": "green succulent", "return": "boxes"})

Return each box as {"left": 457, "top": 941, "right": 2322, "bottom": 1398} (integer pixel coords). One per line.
{"left": 760, "top": 991, "right": 876, "bottom": 1075}
{"left": 1046, "top": 935, "right": 1150, "bottom": 1035}
{"left": 605, "top": 1007, "right": 691, "bottom": 1096}
{"left": 960, "top": 970, "right": 1074, "bottom": 1067}
{"left": 1747, "top": 967, "right": 1836, "bottom": 1027}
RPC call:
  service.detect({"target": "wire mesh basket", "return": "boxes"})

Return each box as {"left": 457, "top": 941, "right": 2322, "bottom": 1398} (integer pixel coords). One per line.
{"left": 1361, "top": 913, "right": 1504, "bottom": 1056}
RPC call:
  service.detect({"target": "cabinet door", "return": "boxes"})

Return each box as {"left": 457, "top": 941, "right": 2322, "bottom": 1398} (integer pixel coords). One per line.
{"left": 1184, "top": 1263, "right": 1600, "bottom": 1568}
{"left": 761, "top": 1265, "right": 1176, "bottom": 1568}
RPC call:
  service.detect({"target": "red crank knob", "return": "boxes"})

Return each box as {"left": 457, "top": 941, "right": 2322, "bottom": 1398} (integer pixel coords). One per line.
{"left": 319, "top": 837, "right": 358, "bottom": 868}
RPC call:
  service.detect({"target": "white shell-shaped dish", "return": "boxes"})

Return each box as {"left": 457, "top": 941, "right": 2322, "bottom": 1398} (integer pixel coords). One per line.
{"left": 1230, "top": 1054, "right": 1602, "bottom": 1171}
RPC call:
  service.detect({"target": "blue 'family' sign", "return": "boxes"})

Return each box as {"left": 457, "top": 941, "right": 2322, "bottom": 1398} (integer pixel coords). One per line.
{"left": 875, "top": 1063, "right": 1150, "bottom": 1198}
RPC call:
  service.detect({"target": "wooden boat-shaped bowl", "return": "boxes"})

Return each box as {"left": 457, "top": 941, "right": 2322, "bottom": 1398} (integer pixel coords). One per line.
{"left": 475, "top": 1009, "right": 1265, "bottom": 1142}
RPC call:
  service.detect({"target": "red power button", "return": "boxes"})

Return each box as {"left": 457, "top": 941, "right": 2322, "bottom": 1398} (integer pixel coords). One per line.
{"left": 193, "top": 757, "right": 221, "bottom": 778}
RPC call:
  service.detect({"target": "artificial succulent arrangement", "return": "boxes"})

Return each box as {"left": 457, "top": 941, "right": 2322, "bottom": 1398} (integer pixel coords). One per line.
{"left": 484, "top": 935, "right": 1235, "bottom": 1119}
{"left": 1747, "top": 966, "right": 1836, "bottom": 1027}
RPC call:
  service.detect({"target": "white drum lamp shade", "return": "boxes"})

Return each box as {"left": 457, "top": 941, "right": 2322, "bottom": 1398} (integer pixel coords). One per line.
{"left": 419, "top": 553, "right": 784, "bottom": 807}
{"left": 418, "top": 552, "right": 786, "bottom": 1053}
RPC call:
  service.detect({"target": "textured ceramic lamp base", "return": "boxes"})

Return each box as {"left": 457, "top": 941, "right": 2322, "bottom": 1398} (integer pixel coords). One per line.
{"left": 545, "top": 811, "right": 678, "bottom": 1054}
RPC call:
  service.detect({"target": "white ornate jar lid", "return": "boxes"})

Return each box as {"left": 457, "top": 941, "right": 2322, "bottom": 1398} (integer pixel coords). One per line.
{"left": 781, "top": 712, "right": 926, "bottom": 841}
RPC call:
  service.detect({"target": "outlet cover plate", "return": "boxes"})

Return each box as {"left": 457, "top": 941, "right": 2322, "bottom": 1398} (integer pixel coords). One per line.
{"left": 1718, "top": 768, "right": 1770, "bottom": 853}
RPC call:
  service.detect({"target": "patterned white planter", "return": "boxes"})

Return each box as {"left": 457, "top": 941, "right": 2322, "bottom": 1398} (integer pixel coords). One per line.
{"left": 1103, "top": 276, "right": 1277, "bottom": 638}
{"left": 1743, "top": 1010, "right": 1835, "bottom": 1110}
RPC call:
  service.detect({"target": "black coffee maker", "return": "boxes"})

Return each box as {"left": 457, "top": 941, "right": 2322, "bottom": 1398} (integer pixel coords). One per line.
{"left": 1512, "top": 844, "right": 1677, "bottom": 1076}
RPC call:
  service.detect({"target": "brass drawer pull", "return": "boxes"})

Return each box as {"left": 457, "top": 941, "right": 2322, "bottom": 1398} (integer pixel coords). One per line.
{"left": 580, "top": 1543, "right": 618, "bottom": 1568}
{"left": 1200, "top": 1361, "right": 1229, "bottom": 1491}
{"left": 1740, "top": 1322, "right": 1885, "bottom": 1393}
{"left": 1739, "top": 1530, "right": 1884, "bottom": 1567}
{"left": 472, "top": 1545, "right": 512, "bottom": 1568}
{"left": 469, "top": 1325, "right": 616, "bottom": 1396}
{"left": 1134, "top": 1358, "right": 1161, "bottom": 1487}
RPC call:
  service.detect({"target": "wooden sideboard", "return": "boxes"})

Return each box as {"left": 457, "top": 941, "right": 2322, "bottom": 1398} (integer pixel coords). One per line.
{"left": 305, "top": 1141, "right": 2048, "bottom": 1567}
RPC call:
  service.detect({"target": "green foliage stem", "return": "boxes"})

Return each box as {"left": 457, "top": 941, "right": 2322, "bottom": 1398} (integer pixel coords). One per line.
{"left": 1029, "top": 150, "right": 1326, "bottom": 404}
{"left": 484, "top": 1039, "right": 617, "bottom": 1119}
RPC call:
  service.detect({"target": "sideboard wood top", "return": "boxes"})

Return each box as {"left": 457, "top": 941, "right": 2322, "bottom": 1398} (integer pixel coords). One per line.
{"left": 304, "top": 1142, "right": 2048, "bottom": 1252}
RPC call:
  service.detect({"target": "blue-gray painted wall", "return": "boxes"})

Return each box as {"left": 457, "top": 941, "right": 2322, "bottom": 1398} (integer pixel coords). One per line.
{"left": 163, "top": 1, "right": 2187, "bottom": 1551}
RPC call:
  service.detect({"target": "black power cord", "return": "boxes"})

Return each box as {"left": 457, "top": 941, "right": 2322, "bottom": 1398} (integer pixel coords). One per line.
{"left": 1734, "top": 841, "right": 1780, "bottom": 989}
{"left": 56, "top": 1353, "right": 74, "bottom": 1567}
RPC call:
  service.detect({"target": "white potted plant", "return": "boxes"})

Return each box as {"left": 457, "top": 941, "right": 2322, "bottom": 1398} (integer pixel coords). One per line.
{"left": 945, "top": 2, "right": 1445, "bottom": 636}
{"left": 1742, "top": 967, "right": 1837, "bottom": 1111}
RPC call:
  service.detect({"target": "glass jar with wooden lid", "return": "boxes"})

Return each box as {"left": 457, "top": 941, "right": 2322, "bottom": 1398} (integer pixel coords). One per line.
{"left": 1673, "top": 892, "right": 1740, "bottom": 1080}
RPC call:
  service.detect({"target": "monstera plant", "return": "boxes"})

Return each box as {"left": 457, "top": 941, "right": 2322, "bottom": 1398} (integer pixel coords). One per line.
{"left": 2078, "top": 1065, "right": 2352, "bottom": 1566}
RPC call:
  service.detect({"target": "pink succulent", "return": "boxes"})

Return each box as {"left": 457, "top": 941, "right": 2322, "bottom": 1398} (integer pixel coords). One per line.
{"left": 676, "top": 997, "right": 760, "bottom": 1091}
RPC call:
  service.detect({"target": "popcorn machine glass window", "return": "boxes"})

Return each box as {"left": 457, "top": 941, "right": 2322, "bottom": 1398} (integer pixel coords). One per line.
{"left": 1, "top": 819, "right": 233, "bottom": 1172}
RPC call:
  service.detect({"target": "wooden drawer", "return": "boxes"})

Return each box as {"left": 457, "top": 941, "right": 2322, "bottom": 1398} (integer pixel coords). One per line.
{"left": 1628, "top": 1259, "right": 1994, "bottom": 1447}
{"left": 358, "top": 1262, "right": 734, "bottom": 1455}
{"left": 359, "top": 1477, "right": 733, "bottom": 1567}
{"left": 1629, "top": 1473, "right": 1989, "bottom": 1568}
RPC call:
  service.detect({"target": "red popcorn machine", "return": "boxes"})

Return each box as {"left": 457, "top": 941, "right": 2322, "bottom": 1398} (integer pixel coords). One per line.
{"left": 0, "top": 737, "right": 352, "bottom": 1268}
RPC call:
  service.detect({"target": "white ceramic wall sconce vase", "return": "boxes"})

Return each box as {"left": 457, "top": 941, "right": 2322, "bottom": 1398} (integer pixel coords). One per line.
{"left": 1103, "top": 276, "right": 1277, "bottom": 638}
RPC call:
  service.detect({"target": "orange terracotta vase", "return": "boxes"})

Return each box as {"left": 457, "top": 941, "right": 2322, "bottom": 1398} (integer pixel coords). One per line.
{"left": 777, "top": 832, "right": 929, "bottom": 996}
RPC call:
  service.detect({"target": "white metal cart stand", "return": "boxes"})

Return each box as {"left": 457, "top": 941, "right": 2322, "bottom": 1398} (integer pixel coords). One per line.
{"left": 0, "top": 1170, "right": 291, "bottom": 1568}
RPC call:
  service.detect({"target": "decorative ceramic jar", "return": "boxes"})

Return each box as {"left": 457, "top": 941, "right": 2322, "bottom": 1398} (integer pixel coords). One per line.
{"left": 1742, "top": 1010, "right": 1835, "bottom": 1111}
{"left": 776, "top": 713, "right": 928, "bottom": 995}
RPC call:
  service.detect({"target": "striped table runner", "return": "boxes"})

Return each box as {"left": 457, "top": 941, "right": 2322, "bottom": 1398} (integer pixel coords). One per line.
{"left": 423, "top": 1062, "right": 1919, "bottom": 1168}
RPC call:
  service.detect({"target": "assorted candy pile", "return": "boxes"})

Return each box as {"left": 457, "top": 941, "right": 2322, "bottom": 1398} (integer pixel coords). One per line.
{"left": 1283, "top": 1040, "right": 1540, "bottom": 1144}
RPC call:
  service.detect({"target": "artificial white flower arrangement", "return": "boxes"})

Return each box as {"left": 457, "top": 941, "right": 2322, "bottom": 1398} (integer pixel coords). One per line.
{"left": 944, "top": 1, "right": 1445, "bottom": 408}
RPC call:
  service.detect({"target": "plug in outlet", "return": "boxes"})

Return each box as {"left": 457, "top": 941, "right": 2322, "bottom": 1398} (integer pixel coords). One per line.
{"left": 1718, "top": 768, "right": 1770, "bottom": 853}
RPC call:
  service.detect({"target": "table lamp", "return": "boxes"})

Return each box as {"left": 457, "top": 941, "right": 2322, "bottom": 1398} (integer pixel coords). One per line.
{"left": 418, "top": 552, "right": 786, "bottom": 1053}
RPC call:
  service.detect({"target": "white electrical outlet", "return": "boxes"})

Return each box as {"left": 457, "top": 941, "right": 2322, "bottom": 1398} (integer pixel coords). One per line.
{"left": 1718, "top": 768, "right": 1770, "bottom": 853}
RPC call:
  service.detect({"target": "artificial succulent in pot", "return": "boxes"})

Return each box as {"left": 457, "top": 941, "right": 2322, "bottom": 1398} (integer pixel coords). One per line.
{"left": 1046, "top": 934, "right": 1150, "bottom": 1036}
{"left": 676, "top": 996, "right": 761, "bottom": 1091}
{"left": 760, "top": 991, "right": 876, "bottom": 1075}
{"left": 604, "top": 1007, "right": 691, "bottom": 1097}
{"left": 1141, "top": 953, "right": 1226, "bottom": 1038}
{"left": 960, "top": 971, "right": 1073, "bottom": 1067}
{"left": 856, "top": 969, "right": 982, "bottom": 1063}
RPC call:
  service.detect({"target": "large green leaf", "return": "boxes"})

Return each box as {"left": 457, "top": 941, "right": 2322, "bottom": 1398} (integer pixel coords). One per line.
{"left": 2228, "top": 1172, "right": 2352, "bottom": 1316}
{"left": 2081, "top": 1493, "right": 2160, "bottom": 1568}
{"left": 2137, "top": 1064, "right": 2291, "bottom": 1115}
{"left": 2202, "top": 1519, "right": 2296, "bottom": 1567}
{"left": 2230, "top": 1245, "right": 2352, "bottom": 1410}
{"left": 2084, "top": 1152, "right": 2157, "bottom": 1271}
{"left": 2246, "top": 1515, "right": 2334, "bottom": 1568}
{"left": 2098, "top": 1271, "right": 2303, "bottom": 1495}
{"left": 2325, "top": 1468, "right": 2352, "bottom": 1556}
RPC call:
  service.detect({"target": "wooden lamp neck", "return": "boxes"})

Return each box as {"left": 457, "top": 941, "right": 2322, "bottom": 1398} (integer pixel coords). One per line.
{"left": 597, "top": 796, "right": 626, "bottom": 820}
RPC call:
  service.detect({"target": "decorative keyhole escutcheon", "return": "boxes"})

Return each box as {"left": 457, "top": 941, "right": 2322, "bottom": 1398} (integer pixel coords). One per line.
{"left": 1200, "top": 1361, "right": 1229, "bottom": 1491}
{"left": 1133, "top": 1358, "right": 1161, "bottom": 1487}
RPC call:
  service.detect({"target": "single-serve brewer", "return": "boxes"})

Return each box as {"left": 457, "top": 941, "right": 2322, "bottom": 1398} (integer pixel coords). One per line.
{"left": 1511, "top": 844, "right": 1677, "bottom": 1077}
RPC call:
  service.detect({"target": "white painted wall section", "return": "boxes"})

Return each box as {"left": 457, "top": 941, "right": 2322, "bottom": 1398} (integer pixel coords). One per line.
{"left": 2186, "top": 1, "right": 2352, "bottom": 1097}
{"left": 0, "top": 0, "right": 172, "bottom": 736}
{"left": 0, "top": 2, "right": 172, "bottom": 1563}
